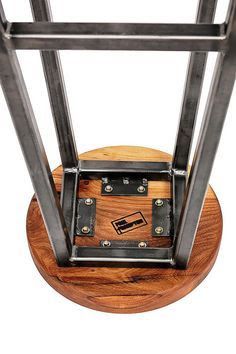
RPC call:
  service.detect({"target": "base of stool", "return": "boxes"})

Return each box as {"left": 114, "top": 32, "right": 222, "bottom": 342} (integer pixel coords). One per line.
{"left": 26, "top": 146, "right": 222, "bottom": 313}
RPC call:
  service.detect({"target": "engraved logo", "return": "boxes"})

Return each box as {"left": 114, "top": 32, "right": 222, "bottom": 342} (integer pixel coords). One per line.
{"left": 111, "top": 212, "right": 147, "bottom": 235}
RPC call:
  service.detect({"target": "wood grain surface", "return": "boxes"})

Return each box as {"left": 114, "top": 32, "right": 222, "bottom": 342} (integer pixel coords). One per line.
{"left": 27, "top": 146, "right": 222, "bottom": 313}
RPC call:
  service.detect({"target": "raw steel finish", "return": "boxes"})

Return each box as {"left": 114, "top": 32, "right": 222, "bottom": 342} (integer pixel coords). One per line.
{"left": 0, "top": 0, "right": 235, "bottom": 268}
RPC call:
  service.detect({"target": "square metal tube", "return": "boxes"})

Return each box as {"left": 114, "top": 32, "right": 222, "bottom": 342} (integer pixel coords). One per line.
{"left": 174, "top": 0, "right": 236, "bottom": 268}
{"left": 6, "top": 22, "right": 226, "bottom": 51}
{"left": 173, "top": 0, "right": 218, "bottom": 172}
{"left": 0, "top": 3, "right": 72, "bottom": 266}
{"left": 30, "top": 0, "right": 78, "bottom": 169}
{"left": 0, "top": 0, "right": 235, "bottom": 267}
{"left": 30, "top": 0, "right": 79, "bottom": 249}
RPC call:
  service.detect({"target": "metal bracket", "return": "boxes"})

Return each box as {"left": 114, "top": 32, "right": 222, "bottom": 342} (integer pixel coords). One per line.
{"left": 101, "top": 177, "right": 148, "bottom": 196}
{"left": 99, "top": 240, "right": 148, "bottom": 248}
{"left": 152, "top": 198, "right": 172, "bottom": 237}
{"left": 75, "top": 198, "right": 96, "bottom": 236}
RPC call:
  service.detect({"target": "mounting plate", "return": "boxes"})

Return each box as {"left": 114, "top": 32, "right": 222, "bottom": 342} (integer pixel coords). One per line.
{"left": 76, "top": 198, "right": 96, "bottom": 236}
{"left": 99, "top": 240, "right": 148, "bottom": 248}
{"left": 101, "top": 177, "right": 148, "bottom": 196}
{"left": 152, "top": 198, "right": 172, "bottom": 237}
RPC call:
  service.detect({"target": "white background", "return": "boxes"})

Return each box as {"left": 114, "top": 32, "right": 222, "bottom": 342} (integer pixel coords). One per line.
{"left": 0, "top": 1, "right": 235, "bottom": 353}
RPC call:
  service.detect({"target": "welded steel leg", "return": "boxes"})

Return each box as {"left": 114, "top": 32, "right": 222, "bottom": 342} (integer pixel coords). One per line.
{"left": 0, "top": 4, "right": 71, "bottom": 266}
{"left": 61, "top": 172, "right": 78, "bottom": 243}
{"left": 172, "top": 0, "right": 218, "bottom": 235}
{"left": 30, "top": 0, "right": 79, "bottom": 242}
{"left": 174, "top": 0, "right": 236, "bottom": 268}
{"left": 173, "top": 0, "right": 217, "bottom": 172}
{"left": 30, "top": 0, "right": 78, "bottom": 169}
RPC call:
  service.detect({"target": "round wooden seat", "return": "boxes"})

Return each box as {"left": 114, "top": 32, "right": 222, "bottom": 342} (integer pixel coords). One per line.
{"left": 27, "top": 146, "right": 222, "bottom": 313}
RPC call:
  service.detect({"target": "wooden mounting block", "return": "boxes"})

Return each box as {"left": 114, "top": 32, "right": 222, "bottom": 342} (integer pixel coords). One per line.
{"left": 27, "top": 146, "right": 222, "bottom": 313}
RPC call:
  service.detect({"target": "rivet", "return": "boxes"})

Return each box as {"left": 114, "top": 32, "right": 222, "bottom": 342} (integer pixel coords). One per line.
{"left": 85, "top": 198, "right": 93, "bottom": 206}
{"left": 105, "top": 185, "right": 113, "bottom": 193}
{"left": 138, "top": 241, "right": 147, "bottom": 248}
{"left": 155, "top": 226, "right": 164, "bottom": 235}
{"left": 81, "top": 226, "right": 90, "bottom": 234}
{"left": 155, "top": 199, "right": 164, "bottom": 207}
{"left": 102, "top": 240, "right": 111, "bottom": 247}
{"left": 137, "top": 185, "right": 145, "bottom": 193}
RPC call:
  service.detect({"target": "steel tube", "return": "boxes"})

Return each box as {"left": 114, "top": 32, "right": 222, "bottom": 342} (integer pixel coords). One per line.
{"left": 0, "top": 3, "right": 71, "bottom": 266}
{"left": 173, "top": 0, "right": 218, "bottom": 172}
{"left": 6, "top": 22, "right": 226, "bottom": 51}
{"left": 78, "top": 160, "right": 171, "bottom": 180}
{"left": 71, "top": 246, "right": 173, "bottom": 263}
{"left": 172, "top": 173, "right": 187, "bottom": 240}
{"left": 61, "top": 172, "right": 78, "bottom": 243}
{"left": 174, "top": 0, "right": 236, "bottom": 268}
{"left": 30, "top": 0, "right": 78, "bottom": 168}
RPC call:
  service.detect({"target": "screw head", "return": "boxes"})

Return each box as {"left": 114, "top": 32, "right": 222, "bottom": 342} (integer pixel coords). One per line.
{"left": 155, "top": 199, "right": 164, "bottom": 207}
{"left": 102, "top": 240, "right": 111, "bottom": 247}
{"left": 123, "top": 177, "right": 129, "bottom": 185}
{"left": 138, "top": 241, "right": 147, "bottom": 248}
{"left": 155, "top": 226, "right": 164, "bottom": 235}
{"left": 85, "top": 198, "right": 93, "bottom": 206}
{"left": 81, "top": 226, "right": 90, "bottom": 234}
{"left": 137, "top": 185, "right": 145, "bottom": 193}
{"left": 105, "top": 185, "right": 113, "bottom": 193}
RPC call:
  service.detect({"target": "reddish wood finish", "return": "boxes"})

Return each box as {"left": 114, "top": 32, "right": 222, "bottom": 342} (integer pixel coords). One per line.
{"left": 27, "top": 146, "right": 222, "bottom": 313}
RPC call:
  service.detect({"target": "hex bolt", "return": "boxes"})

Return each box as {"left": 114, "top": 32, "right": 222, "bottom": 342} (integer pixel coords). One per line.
{"left": 138, "top": 241, "right": 147, "bottom": 248}
{"left": 137, "top": 185, "right": 145, "bottom": 193}
{"left": 85, "top": 198, "right": 93, "bottom": 206}
{"left": 102, "top": 240, "right": 111, "bottom": 247}
{"left": 155, "top": 199, "right": 164, "bottom": 207}
{"left": 105, "top": 185, "right": 113, "bottom": 193}
{"left": 81, "top": 226, "right": 90, "bottom": 234}
{"left": 155, "top": 226, "right": 164, "bottom": 235}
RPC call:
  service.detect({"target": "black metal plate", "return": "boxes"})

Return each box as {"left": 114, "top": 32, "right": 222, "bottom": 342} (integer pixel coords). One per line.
{"left": 152, "top": 198, "right": 172, "bottom": 237}
{"left": 99, "top": 240, "right": 148, "bottom": 248}
{"left": 76, "top": 198, "right": 96, "bottom": 236}
{"left": 101, "top": 177, "right": 148, "bottom": 196}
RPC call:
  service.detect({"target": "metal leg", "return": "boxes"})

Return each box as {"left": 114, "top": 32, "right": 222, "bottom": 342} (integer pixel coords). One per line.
{"left": 174, "top": 0, "right": 236, "bottom": 268}
{"left": 0, "top": 4, "right": 71, "bottom": 266}
{"left": 30, "top": 0, "right": 78, "bottom": 169}
{"left": 1, "top": 0, "right": 236, "bottom": 268}
{"left": 172, "top": 0, "right": 218, "bottom": 234}
{"left": 61, "top": 172, "right": 78, "bottom": 243}
{"left": 30, "top": 0, "right": 79, "bottom": 243}
{"left": 173, "top": 0, "right": 218, "bottom": 172}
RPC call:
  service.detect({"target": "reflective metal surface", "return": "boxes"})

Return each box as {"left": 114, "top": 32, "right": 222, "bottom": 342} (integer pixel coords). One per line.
{"left": 70, "top": 245, "right": 173, "bottom": 264}
{"left": 174, "top": 0, "right": 236, "bottom": 268}
{"left": 0, "top": 2, "right": 71, "bottom": 266}
{"left": 79, "top": 160, "right": 172, "bottom": 180}
{"left": 173, "top": 0, "right": 218, "bottom": 172}
{"left": 7, "top": 22, "right": 226, "bottom": 51}
{"left": 30, "top": 0, "right": 78, "bottom": 168}
{"left": 0, "top": 0, "right": 235, "bottom": 267}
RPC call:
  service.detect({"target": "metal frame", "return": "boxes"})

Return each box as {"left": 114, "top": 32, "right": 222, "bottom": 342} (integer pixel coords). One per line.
{"left": 0, "top": 0, "right": 235, "bottom": 268}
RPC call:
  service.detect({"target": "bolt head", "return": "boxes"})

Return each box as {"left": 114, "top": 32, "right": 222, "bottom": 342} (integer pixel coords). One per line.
{"left": 81, "top": 226, "right": 90, "bottom": 234}
{"left": 155, "top": 226, "right": 164, "bottom": 235}
{"left": 85, "top": 198, "right": 93, "bottom": 206}
{"left": 105, "top": 185, "right": 113, "bottom": 193}
{"left": 155, "top": 199, "right": 164, "bottom": 207}
{"left": 138, "top": 241, "right": 147, "bottom": 248}
{"left": 137, "top": 185, "right": 145, "bottom": 193}
{"left": 102, "top": 240, "right": 111, "bottom": 247}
